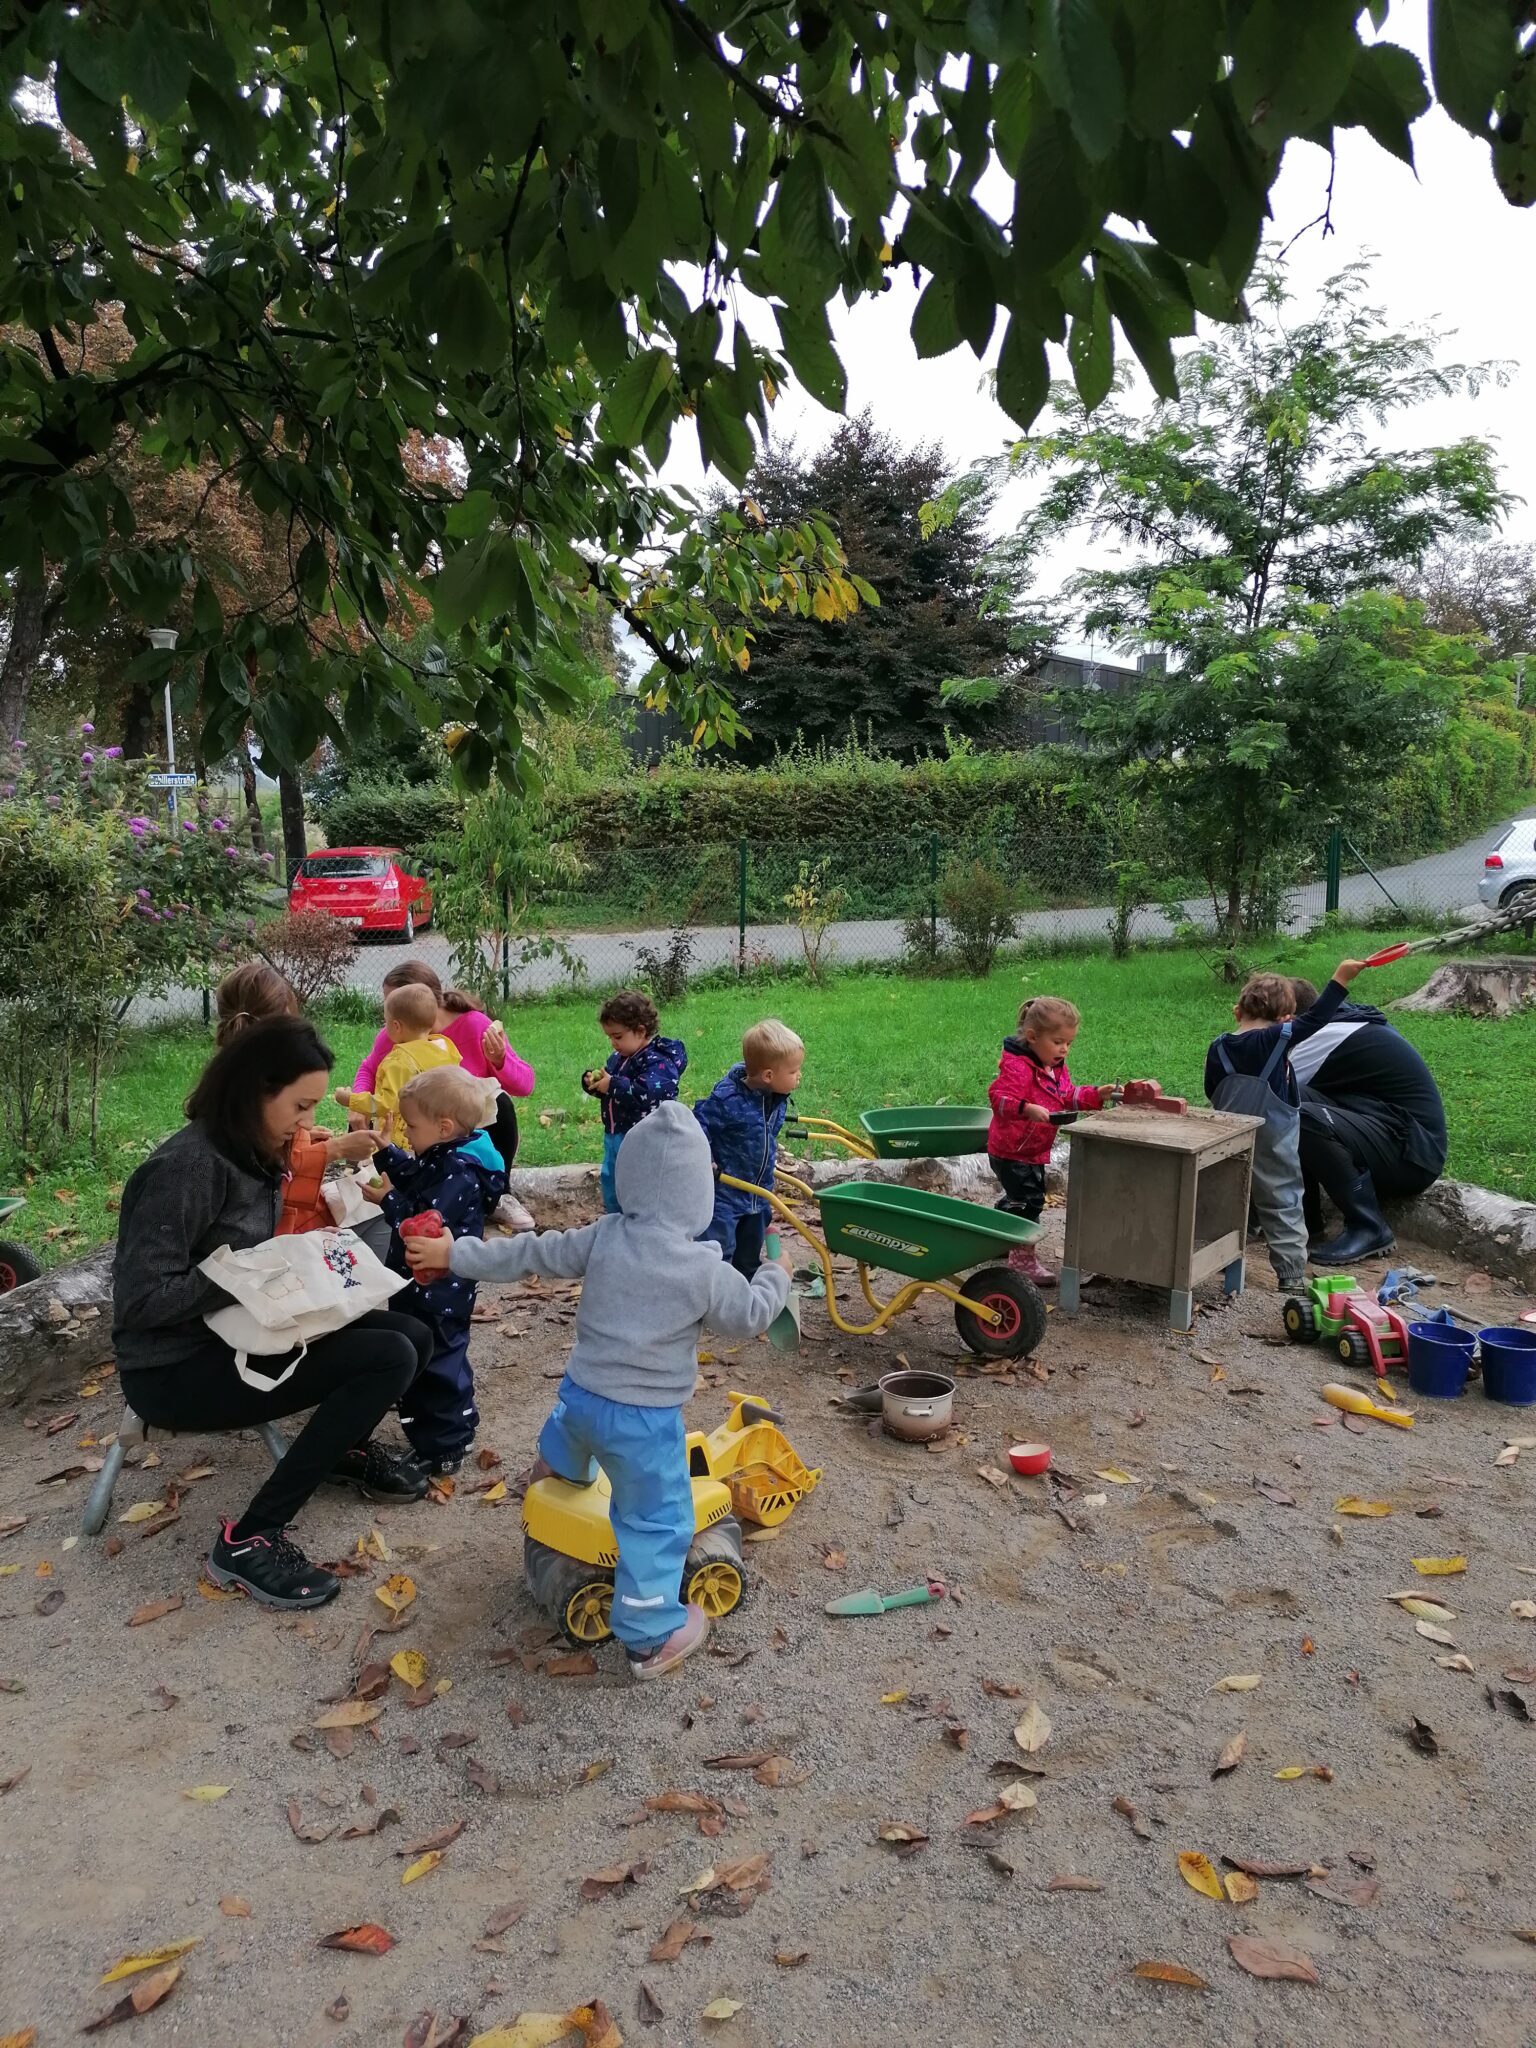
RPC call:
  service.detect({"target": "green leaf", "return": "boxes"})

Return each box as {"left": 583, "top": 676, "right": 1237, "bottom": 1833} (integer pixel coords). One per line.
{"left": 911, "top": 275, "right": 963, "bottom": 359}
{"left": 1332, "top": 42, "right": 1430, "bottom": 166}
{"left": 121, "top": 22, "right": 190, "bottom": 123}
{"left": 444, "top": 489, "right": 496, "bottom": 540}
{"left": 696, "top": 381, "right": 756, "bottom": 486}
{"left": 1491, "top": 47, "right": 1536, "bottom": 206}
{"left": 1429, "top": 0, "right": 1516, "bottom": 134}
{"left": 758, "top": 150, "right": 839, "bottom": 298}
{"left": 1121, "top": 0, "right": 1220, "bottom": 133}
{"left": 1139, "top": 137, "right": 1227, "bottom": 264}
{"left": 1103, "top": 267, "right": 1178, "bottom": 400}
{"left": 774, "top": 304, "right": 847, "bottom": 411}
{"left": 1069, "top": 269, "right": 1114, "bottom": 410}
{"left": 1010, "top": 111, "right": 1094, "bottom": 273}
{"left": 991, "top": 59, "right": 1033, "bottom": 176}
{"left": 1035, "top": 0, "right": 1126, "bottom": 162}
{"left": 1232, "top": 0, "right": 1363, "bottom": 146}
{"left": 602, "top": 348, "right": 674, "bottom": 446}
{"left": 434, "top": 264, "right": 507, "bottom": 374}
{"left": 994, "top": 316, "right": 1049, "bottom": 428}
{"left": 432, "top": 536, "right": 492, "bottom": 635}
{"left": 811, "top": 93, "right": 897, "bottom": 235}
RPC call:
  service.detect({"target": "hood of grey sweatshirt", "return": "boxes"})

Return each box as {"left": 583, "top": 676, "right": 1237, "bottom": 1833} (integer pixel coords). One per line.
{"left": 450, "top": 1099, "right": 790, "bottom": 1407}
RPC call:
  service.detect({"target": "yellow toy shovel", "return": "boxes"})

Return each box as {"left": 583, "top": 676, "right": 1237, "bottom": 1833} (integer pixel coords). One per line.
{"left": 1322, "top": 1381, "right": 1415, "bottom": 1429}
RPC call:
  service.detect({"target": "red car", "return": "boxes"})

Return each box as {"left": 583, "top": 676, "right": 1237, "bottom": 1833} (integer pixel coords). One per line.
{"left": 288, "top": 847, "right": 434, "bottom": 943}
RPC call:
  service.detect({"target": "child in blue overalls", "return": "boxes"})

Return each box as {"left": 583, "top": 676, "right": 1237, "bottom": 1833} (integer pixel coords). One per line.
{"left": 369, "top": 1067, "right": 507, "bottom": 1475}
{"left": 694, "top": 1019, "right": 804, "bottom": 1278}
{"left": 582, "top": 988, "right": 688, "bottom": 1213}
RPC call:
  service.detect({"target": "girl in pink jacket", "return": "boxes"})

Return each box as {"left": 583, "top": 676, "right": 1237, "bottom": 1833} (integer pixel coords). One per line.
{"left": 986, "top": 996, "right": 1106, "bottom": 1287}
{"left": 353, "top": 961, "right": 536, "bottom": 1228}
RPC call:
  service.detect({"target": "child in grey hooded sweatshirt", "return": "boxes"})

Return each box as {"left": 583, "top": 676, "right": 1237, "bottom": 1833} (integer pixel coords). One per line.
{"left": 403, "top": 1098, "right": 791, "bottom": 1681}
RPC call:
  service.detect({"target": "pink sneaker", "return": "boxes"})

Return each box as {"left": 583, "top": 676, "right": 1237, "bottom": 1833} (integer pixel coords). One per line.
{"left": 628, "top": 1602, "right": 710, "bottom": 1682}
{"left": 1009, "top": 1245, "right": 1057, "bottom": 1288}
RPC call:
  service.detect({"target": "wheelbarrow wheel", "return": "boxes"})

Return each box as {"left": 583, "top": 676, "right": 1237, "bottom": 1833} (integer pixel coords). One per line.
{"left": 0, "top": 1239, "right": 41, "bottom": 1292}
{"left": 683, "top": 1516, "right": 747, "bottom": 1621}
{"left": 524, "top": 1535, "right": 615, "bottom": 1647}
{"left": 955, "top": 1265, "right": 1047, "bottom": 1360}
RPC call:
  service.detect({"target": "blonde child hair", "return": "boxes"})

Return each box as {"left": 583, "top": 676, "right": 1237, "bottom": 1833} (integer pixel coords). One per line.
{"left": 386, "top": 981, "right": 440, "bottom": 1035}
{"left": 1234, "top": 974, "right": 1296, "bottom": 1023}
{"left": 1018, "top": 995, "right": 1080, "bottom": 1037}
{"left": 398, "top": 1066, "right": 490, "bottom": 1134}
{"left": 742, "top": 1018, "right": 804, "bottom": 1072}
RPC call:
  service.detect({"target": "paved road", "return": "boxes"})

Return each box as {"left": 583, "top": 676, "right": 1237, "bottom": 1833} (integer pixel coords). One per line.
{"left": 133, "top": 811, "right": 1529, "bottom": 1021}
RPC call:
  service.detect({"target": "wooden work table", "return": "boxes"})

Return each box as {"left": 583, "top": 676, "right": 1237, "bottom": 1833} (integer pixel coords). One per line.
{"left": 1057, "top": 1106, "right": 1263, "bottom": 1332}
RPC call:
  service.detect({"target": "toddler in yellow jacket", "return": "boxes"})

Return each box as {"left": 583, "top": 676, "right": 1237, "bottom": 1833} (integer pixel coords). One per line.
{"left": 334, "top": 981, "right": 461, "bottom": 1148}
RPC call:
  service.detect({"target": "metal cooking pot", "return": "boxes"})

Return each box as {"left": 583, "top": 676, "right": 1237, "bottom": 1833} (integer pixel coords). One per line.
{"left": 879, "top": 1369, "right": 956, "bottom": 1443}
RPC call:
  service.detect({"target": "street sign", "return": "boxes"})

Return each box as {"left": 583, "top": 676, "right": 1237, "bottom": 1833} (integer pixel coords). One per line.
{"left": 147, "top": 772, "right": 197, "bottom": 788}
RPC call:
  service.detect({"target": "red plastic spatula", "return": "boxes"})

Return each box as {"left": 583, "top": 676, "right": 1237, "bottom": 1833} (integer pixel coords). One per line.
{"left": 1361, "top": 942, "right": 1412, "bottom": 967}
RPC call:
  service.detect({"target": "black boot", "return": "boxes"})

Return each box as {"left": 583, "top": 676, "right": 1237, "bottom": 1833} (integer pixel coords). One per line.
{"left": 1307, "top": 1173, "right": 1394, "bottom": 1266}
{"left": 1303, "top": 1181, "right": 1325, "bottom": 1245}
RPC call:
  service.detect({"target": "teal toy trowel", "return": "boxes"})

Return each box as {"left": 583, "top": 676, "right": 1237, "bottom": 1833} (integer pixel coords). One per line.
{"left": 825, "top": 1580, "right": 947, "bottom": 1618}
{"left": 764, "top": 1231, "right": 802, "bottom": 1350}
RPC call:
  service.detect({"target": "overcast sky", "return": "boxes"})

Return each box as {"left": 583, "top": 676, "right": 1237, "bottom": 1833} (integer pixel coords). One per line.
{"left": 658, "top": 0, "right": 1533, "bottom": 649}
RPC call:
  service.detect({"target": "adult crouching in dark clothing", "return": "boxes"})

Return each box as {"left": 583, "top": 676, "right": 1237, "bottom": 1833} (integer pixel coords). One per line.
{"left": 1286, "top": 979, "right": 1448, "bottom": 1265}
{"left": 112, "top": 1017, "right": 433, "bottom": 1609}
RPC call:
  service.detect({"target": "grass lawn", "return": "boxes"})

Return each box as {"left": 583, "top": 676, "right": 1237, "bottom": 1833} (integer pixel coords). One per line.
{"left": 5, "top": 923, "right": 1533, "bottom": 1271}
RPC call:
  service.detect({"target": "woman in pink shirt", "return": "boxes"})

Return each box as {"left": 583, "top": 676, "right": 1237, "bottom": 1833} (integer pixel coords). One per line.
{"left": 353, "top": 961, "right": 536, "bottom": 1226}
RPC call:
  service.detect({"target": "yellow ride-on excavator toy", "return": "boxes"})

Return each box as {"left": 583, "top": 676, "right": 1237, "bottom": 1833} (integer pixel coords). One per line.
{"left": 522, "top": 1393, "right": 821, "bottom": 1648}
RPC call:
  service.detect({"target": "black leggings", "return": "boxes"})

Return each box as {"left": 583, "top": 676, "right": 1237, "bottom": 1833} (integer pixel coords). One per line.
{"left": 1298, "top": 1096, "right": 1439, "bottom": 1208}
{"left": 488, "top": 1093, "right": 520, "bottom": 1173}
{"left": 121, "top": 1309, "right": 432, "bottom": 1537}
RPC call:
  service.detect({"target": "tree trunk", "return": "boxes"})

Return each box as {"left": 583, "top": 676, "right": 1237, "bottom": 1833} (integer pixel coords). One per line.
{"left": 277, "top": 766, "right": 307, "bottom": 884}
{"left": 119, "top": 680, "right": 153, "bottom": 760}
{"left": 0, "top": 578, "right": 52, "bottom": 745}
{"left": 238, "top": 738, "right": 266, "bottom": 852}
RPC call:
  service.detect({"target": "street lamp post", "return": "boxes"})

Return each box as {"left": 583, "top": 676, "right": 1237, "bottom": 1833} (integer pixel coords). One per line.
{"left": 145, "top": 627, "right": 179, "bottom": 819}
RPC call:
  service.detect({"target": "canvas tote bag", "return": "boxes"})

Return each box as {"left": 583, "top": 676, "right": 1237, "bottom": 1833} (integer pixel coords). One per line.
{"left": 199, "top": 1227, "right": 408, "bottom": 1390}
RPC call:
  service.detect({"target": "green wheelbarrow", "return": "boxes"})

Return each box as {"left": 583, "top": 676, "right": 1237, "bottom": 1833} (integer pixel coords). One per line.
{"left": 720, "top": 1171, "right": 1047, "bottom": 1359}
{"left": 786, "top": 1107, "right": 991, "bottom": 1162}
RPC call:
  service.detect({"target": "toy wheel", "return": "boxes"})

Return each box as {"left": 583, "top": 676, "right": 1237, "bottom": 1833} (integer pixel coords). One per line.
{"left": 683, "top": 1518, "right": 746, "bottom": 1620}
{"left": 1282, "top": 1298, "right": 1317, "bottom": 1344}
{"left": 524, "top": 1536, "right": 614, "bottom": 1647}
{"left": 954, "top": 1265, "right": 1047, "bottom": 1360}
{"left": 0, "top": 1240, "right": 40, "bottom": 1292}
{"left": 1336, "top": 1329, "right": 1371, "bottom": 1371}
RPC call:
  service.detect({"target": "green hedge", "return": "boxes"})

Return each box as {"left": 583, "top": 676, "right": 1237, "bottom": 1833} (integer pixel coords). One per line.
{"left": 311, "top": 776, "right": 460, "bottom": 857}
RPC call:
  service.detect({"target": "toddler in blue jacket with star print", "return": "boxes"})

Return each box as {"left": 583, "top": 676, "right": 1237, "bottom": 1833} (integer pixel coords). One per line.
{"left": 366, "top": 1066, "right": 507, "bottom": 1476}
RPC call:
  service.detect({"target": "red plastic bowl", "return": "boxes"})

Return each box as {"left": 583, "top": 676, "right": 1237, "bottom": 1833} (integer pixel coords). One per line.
{"left": 1009, "top": 1441, "right": 1052, "bottom": 1476}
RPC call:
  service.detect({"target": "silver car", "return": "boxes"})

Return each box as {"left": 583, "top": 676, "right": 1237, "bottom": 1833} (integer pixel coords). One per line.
{"left": 1479, "top": 816, "right": 1536, "bottom": 911}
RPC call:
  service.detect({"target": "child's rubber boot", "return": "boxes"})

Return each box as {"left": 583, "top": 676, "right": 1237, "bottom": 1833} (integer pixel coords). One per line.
{"left": 1008, "top": 1245, "right": 1057, "bottom": 1288}
{"left": 628, "top": 1602, "right": 710, "bottom": 1683}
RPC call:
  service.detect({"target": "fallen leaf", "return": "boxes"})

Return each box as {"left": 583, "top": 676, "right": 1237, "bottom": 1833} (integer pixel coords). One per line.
{"left": 876, "top": 1822, "right": 929, "bottom": 1846}
{"left": 1212, "top": 1674, "right": 1261, "bottom": 1693}
{"left": 1272, "top": 1767, "right": 1306, "bottom": 1780}
{"left": 1223, "top": 1870, "right": 1259, "bottom": 1904}
{"left": 1406, "top": 1716, "right": 1439, "bottom": 1755}
{"left": 879, "top": 1691, "right": 908, "bottom": 1706}
{"left": 1048, "top": 1874, "right": 1103, "bottom": 1892}
{"left": 219, "top": 1898, "right": 251, "bottom": 1918}
{"left": 339, "top": 1803, "right": 400, "bottom": 1840}
{"left": 1212, "top": 1731, "right": 1247, "bottom": 1778}
{"left": 637, "top": 1982, "right": 664, "bottom": 2027}
{"left": 646, "top": 1790, "right": 717, "bottom": 1815}
{"left": 773, "top": 1948, "right": 809, "bottom": 1966}
{"left": 1511, "top": 1600, "right": 1536, "bottom": 1620}
{"left": 1436, "top": 1654, "right": 1475, "bottom": 1673}
{"left": 288, "top": 1799, "right": 337, "bottom": 1844}
{"left": 1228, "top": 1933, "right": 1320, "bottom": 1984}
{"left": 1112, "top": 1795, "right": 1152, "bottom": 1841}
{"left": 0, "top": 1516, "right": 28, "bottom": 1541}
{"left": 649, "top": 1917, "right": 712, "bottom": 1963}
{"left": 436, "top": 1730, "right": 477, "bottom": 1751}
{"left": 580, "top": 1860, "right": 648, "bottom": 1902}
{"left": 197, "top": 1579, "right": 237, "bottom": 1601}
{"left": 1391, "top": 1595, "right": 1457, "bottom": 1622}
{"left": 118, "top": 1499, "right": 168, "bottom": 1524}
{"left": 1094, "top": 1468, "right": 1139, "bottom": 1485}
{"left": 401, "top": 1850, "right": 444, "bottom": 1886}
{"left": 0, "top": 1767, "right": 30, "bottom": 1794}
{"left": 1222, "top": 1856, "right": 1313, "bottom": 1879}
{"left": 482, "top": 1482, "right": 508, "bottom": 1504}
{"left": 820, "top": 1547, "right": 847, "bottom": 1571}
{"left": 34, "top": 1587, "right": 64, "bottom": 1617}
{"left": 1335, "top": 1497, "right": 1391, "bottom": 1517}
{"left": 1496, "top": 1445, "right": 1521, "bottom": 1467}
{"left": 1255, "top": 1481, "right": 1296, "bottom": 1507}
{"left": 701, "top": 1999, "right": 742, "bottom": 2022}
{"left": 1412, "top": 1556, "right": 1467, "bottom": 1576}
{"left": 1131, "top": 1961, "right": 1209, "bottom": 1990}
{"left": 390, "top": 1649, "right": 429, "bottom": 1689}
{"left": 375, "top": 1572, "right": 417, "bottom": 1613}
{"left": 753, "top": 1756, "right": 810, "bottom": 1788}
{"left": 314, "top": 1700, "right": 383, "bottom": 1730}
{"left": 100, "top": 1940, "right": 201, "bottom": 1984}
{"left": 1306, "top": 1873, "right": 1380, "bottom": 1908}
{"left": 126, "top": 1595, "right": 182, "bottom": 1627}
{"left": 82, "top": 1964, "right": 181, "bottom": 2031}
{"left": 1178, "top": 1851, "right": 1224, "bottom": 1902}
{"left": 0, "top": 2029, "right": 37, "bottom": 2048}
{"left": 404, "top": 2015, "right": 470, "bottom": 2048}
{"left": 702, "top": 1751, "right": 771, "bottom": 1771}
{"left": 1504, "top": 1666, "right": 1536, "bottom": 1684}
{"left": 546, "top": 1651, "right": 597, "bottom": 1678}
{"left": 981, "top": 1677, "right": 1022, "bottom": 1698}
{"left": 318, "top": 1924, "right": 395, "bottom": 1956}
{"left": 397, "top": 1820, "right": 466, "bottom": 1856}
{"left": 1013, "top": 1700, "right": 1052, "bottom": 1754}
{"left": 324, "top": 1998, "right": 351, "bottom": 2028}
{"left": 998, "top": 1781, "right": 1037, "bottom": 1813}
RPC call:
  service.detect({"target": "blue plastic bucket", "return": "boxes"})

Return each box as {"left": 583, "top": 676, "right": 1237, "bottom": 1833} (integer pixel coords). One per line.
{"left": 1406, "top": 1321, "right": 1474, "bottom": 1398}
{"left": 1479, "top": 1327, "right": 1536, "bottom": 1406}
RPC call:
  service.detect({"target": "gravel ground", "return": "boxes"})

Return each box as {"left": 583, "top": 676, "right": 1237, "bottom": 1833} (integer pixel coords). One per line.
{"left": 3, "top": 1214, "right": 1536, "bottom": 2048}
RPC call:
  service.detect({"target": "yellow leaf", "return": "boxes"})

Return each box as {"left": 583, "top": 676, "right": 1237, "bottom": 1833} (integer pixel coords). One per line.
{"left": 1212, "top": 1674, "right": 1261, "bottom": 1693}
{"left": 467, "top": 2021, "right": 573, "bottom": 2048}
{"left": 402, "top": 1850, "right": 443, "bottom": 1885}
{"left": 1094, "top": 1468, "right": 1139, "bottom": 1486}
{"left": 359, "top": 1527, "right": 392, "bottom": 1562}
{"left": 313, "top": 1700, "right": 382, "bottom": 1730}
{"left": 0, "top": 1564, "right": 20, "bottom": 1577}
{"left": 182, "top": 1785, "right": 230, "bottom": 1802}
{"left": 0, "top": 2029, "right": 38, "bottom": 2047}
{"left": 390, "top": 1650, "right": 428, "bottom": 1689}
{"left": 1273, "top": 1767, "right": 1306, "bottom": 1780}
{"left": 197, "top": 1579, "right": 237, "bottom": 1600}
{"left": 482, "top": 1481, "right": 508, "bottom": 1504}
{"left": 100, "top": 1938, "right": 201, "bottom": 1984}
{"left": 1223, "top": 1871, "right": 1258, "bottom": 1904}
{"left": 118, "top": 1500, "right": 166, "bottom": 1523}
{"left": 1335, "top": 1497, "right": 1392, "bottom": 1516}
{"left": 998, "top": 1781, "right": 1037, "bottom": 1812}
{"left": 34, "top": 1561, "right": 51, "bottom": 1577}
{"left": 880, "top": 1691, "right": 908, "bottom": 1705}
{"left": 1013, "top": 1700, "right": 1053, "bottom": 1753}
{"left": 1177, "top": 1851, "right": 1224, "bottom": 1902}
{"left": 376, "top": 1572, "right": 417, "bottom": 1613}
{"left": 879, "top": 241, "right": 894, "bottom": 262}
{"left": 1412, "top": 1556, "right": 1467, "bottom": 1575}
{"left": 434, "top": 1677, "right": 454, "bottom": 1697}
{"left": 702, "top": 1999, "right": 743, "bottom": 2022}
{"left": 1390, "top": 1596, "right": 1456, "bottom": 1622}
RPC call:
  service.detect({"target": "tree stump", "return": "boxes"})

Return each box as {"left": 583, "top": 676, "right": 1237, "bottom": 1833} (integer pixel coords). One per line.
{"left": 0, "top": 1245, "right": 116, "bottom": 1408}
{"left": 1393, "top": 956, "right": 1536, "bottom": 1019}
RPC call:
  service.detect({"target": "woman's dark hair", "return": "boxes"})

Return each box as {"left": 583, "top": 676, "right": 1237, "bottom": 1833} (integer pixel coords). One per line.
{"left": 186, "top": 1016, "right": 334, "bottom": 1166}
{"left": 1289, "top": 977, "right": 1320, "bottom": 1013}
{"left": 380, "top": 955, "right": 482, "bottom": 1015}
